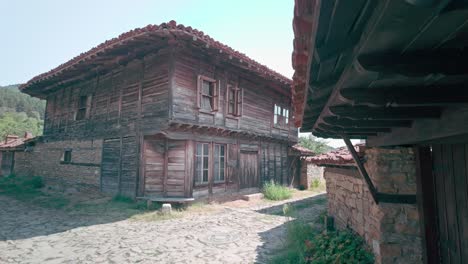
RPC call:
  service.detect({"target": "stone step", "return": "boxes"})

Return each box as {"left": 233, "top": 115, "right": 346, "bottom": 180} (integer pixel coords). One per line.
{"left": 241, "top": 192, "right": 264, "bottom": 201}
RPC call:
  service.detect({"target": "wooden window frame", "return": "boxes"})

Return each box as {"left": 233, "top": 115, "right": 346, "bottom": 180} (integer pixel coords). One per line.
{"left": 197, "top": 75, "right": 220, "bottom": 113}
{"left": 195, "top": 142, "right": 210, "bottom": 186}
{"left": 194, "top": 142, "right": 227, "bottom": 186}
{"left": 62, "top": 150, "right": 72, "bottom": 164}
{"left": 75, "top": 95, "right": 92, "bottom": 121}
{"left": 226, "top": 85, "right": 243, "bottom": 117}
{"left": 213, "top": 144, "right": 226, "bottom": 183}
{"left": 273, "top": 104, "right": 290, "bottom": 128}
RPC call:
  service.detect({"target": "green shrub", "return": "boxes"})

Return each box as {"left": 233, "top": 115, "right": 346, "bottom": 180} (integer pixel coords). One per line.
{"left": 271, "top": 220, "right": 374, "bottom": 264}
{"left": 262, "top": 181, "right": 292, "bottom": 201}
{"left": 311, "top": 179, "right": 320, "bottom": 189}
{"left": 304, "top": 230, "right": 374, "bottom": 263}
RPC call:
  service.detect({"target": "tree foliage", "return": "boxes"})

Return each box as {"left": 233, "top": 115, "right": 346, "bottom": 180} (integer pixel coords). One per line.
{"left": 0, "top": 84, "right": 45, "bottom": 139}
{"left": 298, "top": 134, "right": 333, "bottom": 154}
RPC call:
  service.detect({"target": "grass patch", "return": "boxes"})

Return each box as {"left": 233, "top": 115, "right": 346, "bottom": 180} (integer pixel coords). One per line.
{"left": 0, "top": 174, "right": 70, "bottom": 209}
{"left": 262, "top": 181, "right": 293, "bottom": 201}
{"left": 310, "top": 179, "right": 326, "bottom": 193}
{"left": 270, "top": 217, "right": 374, "bottom": 264}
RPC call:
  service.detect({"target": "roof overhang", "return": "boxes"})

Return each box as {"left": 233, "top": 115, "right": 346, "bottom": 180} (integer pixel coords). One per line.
{"left": 292, "top": 0, "right": 468, "bottom": 146}
{"left": 22, "top": 21, "right": 291, "bottom": 99}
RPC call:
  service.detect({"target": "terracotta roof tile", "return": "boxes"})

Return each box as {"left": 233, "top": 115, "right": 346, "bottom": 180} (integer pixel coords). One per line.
{"left": 21, "top": 20, "right": 291, "bottom": 92}
{"left": 291, "top": 144, "right": 315, "bottom": 155}
{"left": 0, "top": 133, "right": 34, "bottom": 150}
{"left": 305, "top": 143, "right": 365, "bottom": 166}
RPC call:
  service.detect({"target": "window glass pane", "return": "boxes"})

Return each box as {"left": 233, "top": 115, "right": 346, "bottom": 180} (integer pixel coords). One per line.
{"left": 203, "top": 143, "right": 208, "bottom": 155}
{"left": 196, "top": 156, "right": 202, "bottom": 183}
{"left": 202, "top": 96, "right": 212, "bottom": 110}
{"left": 229, "top": 89, "right": 235, "bottom": 101}
{"left": 203, "top": 156, "right": 209, "bottom": 169}
{"left": 220, "top": 168, "right": 224, "bottom": 181}
{"left": 203, "top": 170, "right": 208, "bottom": 182}
{"left": 228, "top": 103, "right": 234, "bottom": 114}
{"left": 220, "top": 145, "right": 225, "bottom": 156}
{"left": 196, "top": 143, "right": 202, "bottom": 155}
{"left": 202, "top": 80, "right": 212, "bottom": 95}
{"left": 274, "top": 115, "right": 278, "bottom": 124}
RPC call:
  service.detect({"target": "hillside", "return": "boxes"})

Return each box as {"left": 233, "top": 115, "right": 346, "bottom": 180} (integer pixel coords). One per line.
{"left": 0, "top": 84, "right": 45, "bottom": 139}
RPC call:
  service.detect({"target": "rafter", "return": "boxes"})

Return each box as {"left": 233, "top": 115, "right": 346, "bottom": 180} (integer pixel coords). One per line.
{"left": 329, "top": 106, "right": 441, "bottom": 120}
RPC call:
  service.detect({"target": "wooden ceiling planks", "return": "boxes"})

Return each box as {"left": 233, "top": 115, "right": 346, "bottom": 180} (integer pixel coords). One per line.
{"left": 292, "top": 0, "right": 468, "bottom": 142}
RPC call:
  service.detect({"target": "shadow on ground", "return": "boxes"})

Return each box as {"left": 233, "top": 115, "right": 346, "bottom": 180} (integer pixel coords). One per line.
{"left": 254, "top": 193, "right": 327, "bottom": 263}
{"left": 0, "top": 195, "right": 147, "bottom": 241}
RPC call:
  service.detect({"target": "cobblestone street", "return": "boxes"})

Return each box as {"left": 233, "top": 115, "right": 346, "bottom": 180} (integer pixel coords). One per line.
{"left": 0, "top": 193, "right": 326, "bottom": 264}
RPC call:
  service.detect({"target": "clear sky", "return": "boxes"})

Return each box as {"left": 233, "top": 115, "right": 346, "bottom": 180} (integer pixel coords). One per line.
{"left": 0, "top": 0, "right": 352, "bottom": 147}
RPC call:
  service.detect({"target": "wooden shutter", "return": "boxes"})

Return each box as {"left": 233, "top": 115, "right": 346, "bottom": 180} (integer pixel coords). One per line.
{"left": 212, "top": 80, "right": 220, "bottom": 111}
{"left": 236, "top": 88, "right": 243, "bottom": 116}
{"left": 85, "top": 95, "right": 93, "bottom": 119}
{"left": 196, "top": 76, "right": 202, "bottom": 109}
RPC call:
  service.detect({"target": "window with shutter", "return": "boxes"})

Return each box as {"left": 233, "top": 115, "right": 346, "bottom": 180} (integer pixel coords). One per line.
{"left": 197, "top": 75, "right": 218, "bottom": 112}
{"left": 227, "top": 85, "right": 243, "bottom": 117}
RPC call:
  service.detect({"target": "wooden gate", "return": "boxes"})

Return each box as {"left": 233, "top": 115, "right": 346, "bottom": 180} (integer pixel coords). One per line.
{"left": 239, "top": 151, "right": 259, "bottom": 189}
{"left": 0, "top": 152, "right": 14, "bottom": 176}
{"left": 101, "top": 138, "right": 121, "bottom": 194}
{"left": 432, "top": 144, "right": 468, "bottom": 263}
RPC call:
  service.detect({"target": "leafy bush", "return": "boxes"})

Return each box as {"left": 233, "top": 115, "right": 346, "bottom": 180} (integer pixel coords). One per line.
{"left": 304, "top": 230, "right": 374, "bottom": 263}
{"left": 262, "top": 181, "right": 292, "bottom": 201}
{"left": 271, "top": 219, "right": 374, "bottom": 264}
{"left": 311, "top": 179, "right": 321, "bottom": 189}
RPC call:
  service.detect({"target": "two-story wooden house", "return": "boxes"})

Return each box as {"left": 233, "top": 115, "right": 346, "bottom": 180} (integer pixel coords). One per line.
{"left": 17, "top": 21, "right": 297, "bottom": 198}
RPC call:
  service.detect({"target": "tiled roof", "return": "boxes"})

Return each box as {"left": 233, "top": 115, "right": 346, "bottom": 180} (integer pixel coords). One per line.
{"left": 291, "top": 144, "right": 315, "bottom": 155}
{"left": 0, "top": 133, "right": 34, "bottom": 150}
{"left": 305, "top": 144, "right": 366, "bottom": 166}
{"left": 291, "top": 0, "right": 320, "bottom": 127}
{"left": 20, "top": 20, "right": 291, "bottom": 92}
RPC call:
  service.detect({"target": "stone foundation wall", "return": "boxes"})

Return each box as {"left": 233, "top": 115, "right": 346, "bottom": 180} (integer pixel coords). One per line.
{"left": 300, "top": 162, "right": 324, "bottom": 189}
{"left": 14, "top": 139, "right": 102, "bottom": 192}
{"left": 324, "top": 147, "right": 423, "bottom": 264}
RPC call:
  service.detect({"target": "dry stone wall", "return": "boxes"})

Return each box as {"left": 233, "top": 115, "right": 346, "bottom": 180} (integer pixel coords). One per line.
{"left": 324, "top": 147, "right": 423, "bottom": 264}
{"left": 14, "top": 139, "right": 102, "bottom": 192}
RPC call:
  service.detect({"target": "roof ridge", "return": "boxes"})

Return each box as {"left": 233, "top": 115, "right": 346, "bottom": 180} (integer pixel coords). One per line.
{"left": 21, "top": 20, "right": 291, "bottom": 90}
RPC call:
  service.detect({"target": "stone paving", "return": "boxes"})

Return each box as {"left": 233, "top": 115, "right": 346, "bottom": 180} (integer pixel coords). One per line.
{"left": 0, "top": 193, "right": 326, "bottom": 264}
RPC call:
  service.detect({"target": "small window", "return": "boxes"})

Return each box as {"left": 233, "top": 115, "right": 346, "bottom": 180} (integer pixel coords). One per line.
{"left": 195, "top": 143, "right": 210, "bottom": 185}
{"left": 227, "top": 85, "right": 243, "bottom": 116}
{"left": 197, "top": 76, "right": 219, "bottom": 112}
{"left": 63, "top": 150, "right": 72, "bottom": 164}
{"left": 274, "top": 104, "right": 290, "bottom": 127}
{"left": 75, "top": 96, "right": 88, "bottom": 120}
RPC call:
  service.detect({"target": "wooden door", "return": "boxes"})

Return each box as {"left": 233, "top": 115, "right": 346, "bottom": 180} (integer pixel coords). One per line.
{"left": 101, "top": 139, "right": 121, "bottom": 194}
{"left": 0, "top": 152, "right": 14, "bottom": 176}
{"left": 432, "top": 144, "right": 468, "bottom": 263}
{"left": 239, "top": 151, "right": 259, "bottom": 189}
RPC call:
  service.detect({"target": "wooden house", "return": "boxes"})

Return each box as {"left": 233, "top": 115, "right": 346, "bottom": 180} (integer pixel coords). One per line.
{"left": 0, "top": 133, "right": 33, "bottom": 176}
{"left": 292, "top": 0, "right": 468, "bottom": 263}
{"left": 18, "top": 21, "right": 297, "bottom": 199}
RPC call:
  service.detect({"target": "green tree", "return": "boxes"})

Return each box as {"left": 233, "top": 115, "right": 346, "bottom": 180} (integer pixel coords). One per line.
{"left": 298, "top": 134, "right": 332, "bottom": 154}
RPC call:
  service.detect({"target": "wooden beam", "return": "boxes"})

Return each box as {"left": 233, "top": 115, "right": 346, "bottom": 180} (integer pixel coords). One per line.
{"left": 323, "top": 116, "right": 412, "bottom": 128}
{"left": 343, "top": 135, "right": 417, "bottom": 204}
{"left": 342, "top": 135, "right": 379, "bottom": 204}
{"left": 358, "top": 49, "right": 468, "bottom": 76}
{"left": 367, "top": 105, "right": 468, "bottom": 146}
{"left": 330, "top": 106, "right": 441, "bottom": 120}
{"left": 318, "top": 123, "right": 391, "bottom": 133}
{"left": 341, "top": 86, "right": 468, "bottom": 106}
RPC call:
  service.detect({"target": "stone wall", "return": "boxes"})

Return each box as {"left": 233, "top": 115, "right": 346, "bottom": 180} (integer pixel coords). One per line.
{"left": 300, "top": 161, "right": 324, "bottom": 189}
{"left": 14, "top": 139, "right": 102, "bottom": 192}
{"left": 324, "top": 147, "right": 423, "bottom": 264}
